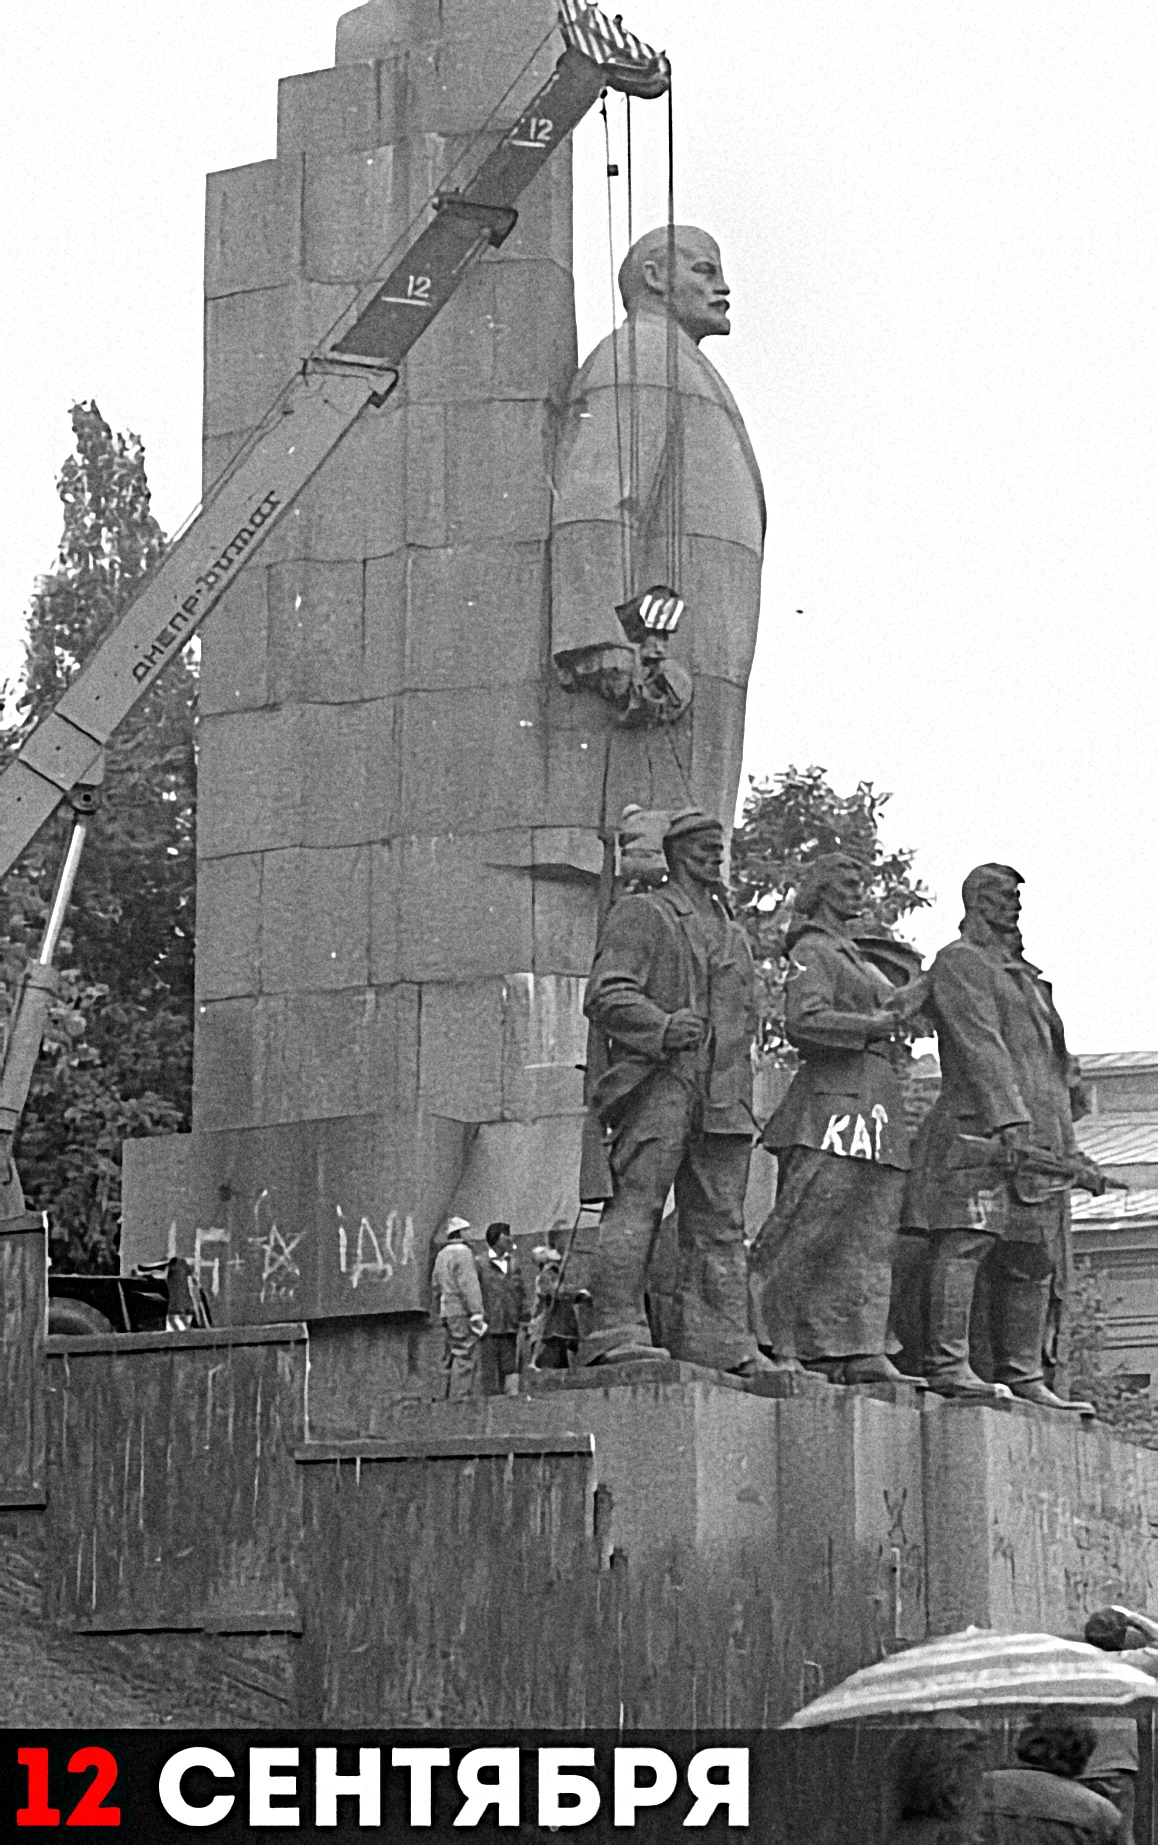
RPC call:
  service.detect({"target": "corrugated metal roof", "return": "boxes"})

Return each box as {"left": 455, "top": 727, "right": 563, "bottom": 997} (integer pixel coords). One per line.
{"left": 1078, "top": 1052, "right": 1158, "bottom": 1073}
{"left": 1072, "top": 1187, "right": 1158, "bottom": 1223}
{"left": 1076, "top": 1117, "right": 1158, "bottom": 1164}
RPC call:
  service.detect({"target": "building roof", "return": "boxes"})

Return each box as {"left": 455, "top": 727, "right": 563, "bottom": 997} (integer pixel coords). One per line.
{"left": 1077, "top": 1052, "right": 1158, "bottom": 1074}
{"left": 1075, "top": 1118, "right": 1158, "bottom": 1165}
{"left": 1072, "top": 1187, "right": 1158, "bottom": 1223}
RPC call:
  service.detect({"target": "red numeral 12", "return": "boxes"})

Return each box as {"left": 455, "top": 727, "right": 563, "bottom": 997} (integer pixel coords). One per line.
{"left": 67, "top": 1750, "right": 120, "bottom": 1827}
{"left": 17, "top": 1750, "right": 59, "bottom": 1827}
{"left": 16, "top": 1748, "right": 120, "bottom": 1827}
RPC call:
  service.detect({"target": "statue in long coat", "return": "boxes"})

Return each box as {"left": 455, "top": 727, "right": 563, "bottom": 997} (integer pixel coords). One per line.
{"left": 550, "top": 225, "right": 766, "bottom": 839}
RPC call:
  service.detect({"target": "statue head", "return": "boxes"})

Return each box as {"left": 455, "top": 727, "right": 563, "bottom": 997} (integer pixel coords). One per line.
{"left": 617, "top": 226, "right": 731, "bottom": 343}
{"left": 664, "top": 808, "right": 725, "bottom": 884}
{"left": 961, "top": 862, "right": 1022, "bottom": 936}
{"left": 794, "top": 852, "right": 869, "bottom": 924}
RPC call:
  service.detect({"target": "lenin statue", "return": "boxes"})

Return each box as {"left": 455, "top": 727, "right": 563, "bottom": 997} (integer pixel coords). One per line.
{"left": 550, "top": 225, "right": 765, "bottom": 838}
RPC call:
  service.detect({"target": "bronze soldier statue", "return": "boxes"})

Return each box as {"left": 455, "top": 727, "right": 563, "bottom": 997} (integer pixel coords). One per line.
{"left": 580, "top": 808, "right": 774, "bottom": 1373}
{"left": 750, "top": 853, "right": 928, "bottom": 1384}
{"left": 906, "top": 863, "right": 1100, "bottom": 1409}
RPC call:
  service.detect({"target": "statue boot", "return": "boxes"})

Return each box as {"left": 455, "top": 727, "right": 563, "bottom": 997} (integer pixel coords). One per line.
{"left": 923, "top": 1232, "right": 1010, "bottom": 1401}
{"left": 803, "top": 1354, "right": 926, "bottom": 1388}
{"left": 992, "top": 1270, "right": 1094, "bottom": 1415}
{"left": 730, "top": 1351, "right": 804, "bottom": 1379}
{"left": 841, "top": 1354, "right": 927, "bottom": 1389}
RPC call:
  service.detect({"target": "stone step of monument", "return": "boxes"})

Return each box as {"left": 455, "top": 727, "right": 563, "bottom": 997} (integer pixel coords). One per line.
{"left": 526, "top": 1360, "right": 842, "bottom": 1398}
{"left": 526, "top": 1359, "right": 751, "bottom": 1392}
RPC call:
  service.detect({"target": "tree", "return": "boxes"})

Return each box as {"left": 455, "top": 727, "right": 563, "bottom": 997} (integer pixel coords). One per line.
{"left": 1067, "top": 1259, "right": 1158, "bottom": 1447}
{"left": 0, "top": 403, "right": 196, "bottom": 1271}
{"left": 731, "top": 764, "right": 931, "bottom": 1054}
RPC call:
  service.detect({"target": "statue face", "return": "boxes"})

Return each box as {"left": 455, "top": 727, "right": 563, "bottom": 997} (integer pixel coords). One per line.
{"left": 642, "top": 234, "right": 731, "bottom": 342}
{"left": 823, "top": 861, "right": 868, "bottom": 921}
{"left": 974, "top": 875, "right": 1022, "bottom": 935}
{"left": 671, "top": 828, "right": 725, "bottom": 885}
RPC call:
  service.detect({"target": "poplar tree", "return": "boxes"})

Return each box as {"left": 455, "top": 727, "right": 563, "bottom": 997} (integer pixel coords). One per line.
{"left": 1, "top": 403, "right": 195, "bottom": 1269}
{"left": 731, "top": 764, "right": 930, "bottom": 1055}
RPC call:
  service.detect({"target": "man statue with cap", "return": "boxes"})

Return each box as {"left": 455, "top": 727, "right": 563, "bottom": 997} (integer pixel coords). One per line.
{"left": 550, "top": 225, "right": 765, "bottom": 834}
{"left": 905, "top": 863, "right": 1099, "bottom": 1409}
{"left": 580, "top": 807, "right": 773, "bottom": 1372}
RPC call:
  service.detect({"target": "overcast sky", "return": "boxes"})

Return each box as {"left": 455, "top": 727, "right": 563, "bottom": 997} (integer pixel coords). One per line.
{"left": 4, "top": 2, "right": 1157, "bottom": 1051}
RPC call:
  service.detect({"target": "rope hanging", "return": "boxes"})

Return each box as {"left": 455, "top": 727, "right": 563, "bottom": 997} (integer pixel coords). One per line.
{"left": 602, "top": 92, "right": 632, "bottom": 602}
{"left": 597, "top": 79, "right": 684, "bottom": 606}
{"left": 661, "top": 76, "right": 684, "bottom": 596}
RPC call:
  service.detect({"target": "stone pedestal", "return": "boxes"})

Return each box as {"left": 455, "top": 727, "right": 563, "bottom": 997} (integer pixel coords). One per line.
{"left": 922, "top": 1392, "right": 1158, "bottom": 1633}
{"left": 295, "top": 1373, "right": 930, "bottom": 1726}
{"left": 7, "top": 1243, "right": 1158, "bottom": 1728}
{"left": 291, "top": 1371, "right": 1158, "bottom": 1725}
{"left": 122, "top": 0, "right": 601, "bottom": 1317}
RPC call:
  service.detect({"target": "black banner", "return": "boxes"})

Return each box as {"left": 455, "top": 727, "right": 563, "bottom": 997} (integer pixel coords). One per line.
{"left": 0, "top": 1732, "right": 778, "bottom": 1840}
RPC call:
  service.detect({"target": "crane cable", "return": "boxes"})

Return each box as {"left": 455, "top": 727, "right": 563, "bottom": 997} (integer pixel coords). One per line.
{"left": 600, "top": 79, "right": 684, "bottom": 606}
{"left": 598, "top": 75, "right": 692, "bottom": 802}
{"left": 662, "top": 78, "right": 684, "bottom": 597}
{"left": 657, "top": 75, "right": 693, "bottom": 803}
{"left": 602, "top": 90, "right": 632, "bottom": 603}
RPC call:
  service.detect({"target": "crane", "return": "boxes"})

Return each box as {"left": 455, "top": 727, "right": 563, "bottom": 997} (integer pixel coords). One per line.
{"left": 0, "top": 2, "right": 671, "bottom": 1225}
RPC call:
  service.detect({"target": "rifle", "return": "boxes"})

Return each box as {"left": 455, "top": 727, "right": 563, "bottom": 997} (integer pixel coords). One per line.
{"left": 956, "top": 1133, "right": 1126, "bottom": 1207}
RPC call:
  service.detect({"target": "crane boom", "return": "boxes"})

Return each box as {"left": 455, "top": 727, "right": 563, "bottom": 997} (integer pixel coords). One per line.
{"left": 0, "top": 4, "right": 670, "bottom": 883}
{"left": 0, "top": 3, "right": 670, "bottom": 1208}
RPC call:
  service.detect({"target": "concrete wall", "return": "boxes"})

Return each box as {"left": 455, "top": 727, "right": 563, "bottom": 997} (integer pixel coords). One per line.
{"left": 122, "top": 0, "right": 600, "bottom": 1317}
{"left": 9, "top": 1199, "right": 1158, "bottom": 1731}
{"left": 0, "top": 1215, "right": 45, "bottom": 1508}
{"left": 923, "top": 1392, "right": 1158, "bottom": 1633}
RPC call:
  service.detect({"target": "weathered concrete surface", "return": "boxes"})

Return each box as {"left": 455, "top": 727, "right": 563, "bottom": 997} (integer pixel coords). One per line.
{"left": 923, "top": 1392, "right": 1158, "bottom": 1635}
{"left": 43, "top": 1325, "right": 306, "bottom": 1638}
{"left": 121, "top": 0, "right": 612, "bottom": 1308}
{"left": 297, "top": 1373, "right": 926, "bottom": 1727}
{"left": 0, "top": 1216, "right": 45, "bottom": 1507}
{"left": 0, "top": 1508, "right": 297, "bottom": 1726}
{"left": 8, "top": 1277, "right": 1158, "bottom": 1729}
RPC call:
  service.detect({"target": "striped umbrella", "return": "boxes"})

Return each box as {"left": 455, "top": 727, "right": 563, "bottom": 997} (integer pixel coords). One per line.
{"left": 782, "top": 1628, "right": 1158, "bottom": 1728}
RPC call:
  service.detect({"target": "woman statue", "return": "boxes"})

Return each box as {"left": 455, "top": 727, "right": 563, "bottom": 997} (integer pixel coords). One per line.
{"left": 749, "top": 852, "right": 928, "bottom": 1383}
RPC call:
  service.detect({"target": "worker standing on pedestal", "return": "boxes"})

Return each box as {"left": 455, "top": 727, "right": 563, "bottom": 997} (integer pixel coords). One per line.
{"left": 474, "top": 1223, "right": 527, "bottom": 1395}
{"left": 430, "top": 1216, "right": 486, "bottom": 1400}
{"left": 580, "top": 808, "right": 774, "bottom": 1374}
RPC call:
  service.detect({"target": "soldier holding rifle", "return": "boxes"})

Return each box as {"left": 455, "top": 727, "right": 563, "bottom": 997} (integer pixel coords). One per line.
{"left": 906, "top": 863, "right": 1108, "bottom": 1408}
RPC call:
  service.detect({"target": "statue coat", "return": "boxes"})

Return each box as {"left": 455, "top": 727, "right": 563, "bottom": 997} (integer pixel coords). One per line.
{"left": 906, "top": 935, "right": 1079, "bottom": 1240}
{"left": 550, "top": 313, "right": 766, "bottom": 831}
{"left": 762, "top": 921, "right": 912, "bottom": 1170}
{"left": 751, "top": 920, "right": 910, "bottom": 1362}
{"left": 584, "top": 881, "right": 758, "bottom": 1134}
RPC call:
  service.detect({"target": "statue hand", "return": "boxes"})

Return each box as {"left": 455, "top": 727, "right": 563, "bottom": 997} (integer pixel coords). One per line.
{"left": 554, "top": 643, "right": 636, "bottom": 709}
{"left": 882, "top": 973, "right": 931, "bottom": 1020}
{"left": 997, "top": 1123, "right": 1033, "bottom": 1151}
{"left": 663, "top": 1009, "right": 706, "bottom": 1052}
{"left": 865, "top": 1011, "right": 901, "bottom": 1042}
{"left": 620, "top": 655, "right": 693, "bottom": 728}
